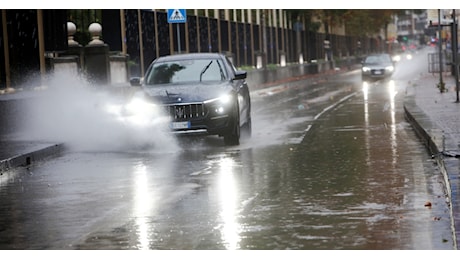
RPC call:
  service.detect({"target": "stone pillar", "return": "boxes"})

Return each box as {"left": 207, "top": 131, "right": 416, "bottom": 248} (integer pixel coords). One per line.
{"left": 279, "top": 51, "right": 286, "bottom": 67}
{"left": 109, "top": 54, "right": 129, "bottom": 85}
{"left": 51, "top": 56, "right": 79, "bottom": 78}
{"left": 64, "top": 21, "right": 84, "bottom": 69}
{"left": 84, "top": 23, "right": 110, "bottom": 85}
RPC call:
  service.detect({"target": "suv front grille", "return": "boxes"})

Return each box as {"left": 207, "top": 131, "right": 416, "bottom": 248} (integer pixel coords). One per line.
{"left": 164, "top": 103, "right": 207, "bottom": 119}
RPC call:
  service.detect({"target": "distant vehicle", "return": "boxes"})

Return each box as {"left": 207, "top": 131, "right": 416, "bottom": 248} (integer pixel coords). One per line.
{"left": 391, "top": 52, "right": 402, "bottom": 63}
{"left": 361, "top": 53, "right": 395, "bottom": 81}
{"left": 391, "top": 51, "right": 413, "bottom": 63}
{"left": 129, "top": 52, "right": 252, "bottom": 146}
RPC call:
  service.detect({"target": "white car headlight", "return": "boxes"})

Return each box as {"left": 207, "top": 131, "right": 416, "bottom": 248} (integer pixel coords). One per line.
{"left": 362, "top": 66, "right": 371, "bottom": 72}
{"left": 385, "top": 66, "right": 394, "bottom": 72}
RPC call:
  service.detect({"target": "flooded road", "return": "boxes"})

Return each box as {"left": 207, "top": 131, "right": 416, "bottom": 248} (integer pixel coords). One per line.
{"left": 0, "top": 52, "right": 455, "bottom": 249}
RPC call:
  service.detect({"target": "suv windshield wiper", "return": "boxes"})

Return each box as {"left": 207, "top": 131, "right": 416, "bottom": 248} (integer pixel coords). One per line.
{"left": 199, "top": 61, "right": 213, "bottom": 82}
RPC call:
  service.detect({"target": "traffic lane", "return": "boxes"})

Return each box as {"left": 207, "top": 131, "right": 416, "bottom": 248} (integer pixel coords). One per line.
{"left": 0, "top": 151, "right": 199, "bottom": 249}
{"left": 246, "top": 70, "right": 361, "bottom": 148}
{"left": 237, "top": 76, "right": 452, "bottom": 249}
{"left": 230, "top": 79, "right": 453, "bottom": 249}
{"left": 0, "top": 126, "right": 452, "bottom": 250}
{"left": 0, "top": 147, "right": 267, "bottom": 249}
{"left": 0, "top": 73, "right": 364, "bottom": 249}
{"left": 1, "top": 68, "right": 453, "bottom": 249}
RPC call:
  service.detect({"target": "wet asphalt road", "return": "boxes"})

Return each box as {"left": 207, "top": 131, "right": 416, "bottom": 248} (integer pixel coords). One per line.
{"left": 0, "top": 54, "right": 455, "bottom": 249}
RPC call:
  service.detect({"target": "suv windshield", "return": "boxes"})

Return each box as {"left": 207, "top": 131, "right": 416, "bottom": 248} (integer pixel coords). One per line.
{"left": 145, "top": 58, "right": 228, "bottom": 85}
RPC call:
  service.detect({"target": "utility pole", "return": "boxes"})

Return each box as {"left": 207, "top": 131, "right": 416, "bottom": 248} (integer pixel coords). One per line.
{"left": 438, "top": 9, "right": 445, "bottom": 92}
{"left": 453, "top": 9, "right": 460, "bottom": 102}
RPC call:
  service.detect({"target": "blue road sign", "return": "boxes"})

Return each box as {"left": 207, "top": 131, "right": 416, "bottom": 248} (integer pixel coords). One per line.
{"left": 167, "top": 9, "right": 187, "bottom": 23}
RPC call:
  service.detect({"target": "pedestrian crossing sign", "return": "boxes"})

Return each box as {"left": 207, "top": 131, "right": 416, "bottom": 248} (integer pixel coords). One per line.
{"left": 167, "top": 9, "right": 187, "bottom": 23}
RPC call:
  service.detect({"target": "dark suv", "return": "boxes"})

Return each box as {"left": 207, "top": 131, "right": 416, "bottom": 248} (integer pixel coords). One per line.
{"left": 130, "top": 52, "right": 252, "bottom": 146}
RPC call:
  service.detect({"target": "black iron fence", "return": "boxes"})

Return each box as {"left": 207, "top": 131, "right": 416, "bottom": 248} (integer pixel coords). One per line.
{"left": 0, "top": 9, "right": 382, "bottom": 89}
{"left": 102, "top": 10, "right": 380, "bottom": 77}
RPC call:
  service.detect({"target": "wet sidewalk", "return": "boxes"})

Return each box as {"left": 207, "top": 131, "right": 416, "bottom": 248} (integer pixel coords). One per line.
{"left": 404, "top": 72, "right": 460, "bottom": 248}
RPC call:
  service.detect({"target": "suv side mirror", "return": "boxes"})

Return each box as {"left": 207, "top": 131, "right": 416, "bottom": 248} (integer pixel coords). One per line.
{"left": 130, "top": 77, "right": 142, "bottom": 86}
{"left": 234, "top": 70, "right": 247, "bottom": 80}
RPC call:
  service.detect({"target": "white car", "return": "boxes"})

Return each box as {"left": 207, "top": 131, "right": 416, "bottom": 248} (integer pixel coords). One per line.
{"left": 361, "top": 53, "right": 395, "bottom": 81}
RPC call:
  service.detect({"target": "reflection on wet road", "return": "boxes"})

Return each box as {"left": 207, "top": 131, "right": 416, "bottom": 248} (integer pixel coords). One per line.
{"left": 0, "top": 59, "right": 454, "bottom": 249}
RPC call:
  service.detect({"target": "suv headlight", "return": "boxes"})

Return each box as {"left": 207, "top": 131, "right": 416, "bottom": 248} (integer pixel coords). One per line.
{"left": 125, "top": 97, "right": 155, "bottom": 115}
{"left": 205, "top": 94, "right": 233, "bottom": 115}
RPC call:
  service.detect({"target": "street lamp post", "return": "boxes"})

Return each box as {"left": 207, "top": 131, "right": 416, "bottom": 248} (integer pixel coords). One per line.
{"left": 453, "top": 9, "right": 460, "bottom": 103}
{"left": 438, "top": 9, "right": 445, "bottom": 93}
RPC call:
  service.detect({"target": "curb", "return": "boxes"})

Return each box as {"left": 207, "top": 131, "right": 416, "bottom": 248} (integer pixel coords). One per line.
{"left": 403, "top": 99, "right": 460, "bottom": 249}
{"left": 0, "top": 143, "right": 64, "bottom": 173}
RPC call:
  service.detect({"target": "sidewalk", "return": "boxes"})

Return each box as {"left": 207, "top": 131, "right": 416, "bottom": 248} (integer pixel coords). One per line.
{"left": 404, "top": 72, "right": 460, "bottom": 247}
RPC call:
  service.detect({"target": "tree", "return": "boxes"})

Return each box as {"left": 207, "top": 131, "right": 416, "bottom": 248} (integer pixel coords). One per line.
{"left": 284, "top": 10, "right": 320, "bottom": 32}
{"left": 314, "top": 10, "right": 348, "bottom": 35}
{"left": 285, "top": 9, "right": 415, "bottom": 40}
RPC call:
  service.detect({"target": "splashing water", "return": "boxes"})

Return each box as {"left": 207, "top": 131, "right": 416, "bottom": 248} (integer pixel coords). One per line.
{"left": 22, "top": 72, "right": 179, "bottom": 153}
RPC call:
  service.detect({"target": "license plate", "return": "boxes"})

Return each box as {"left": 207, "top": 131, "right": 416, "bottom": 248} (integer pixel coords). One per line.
{"left": 171, "top": 121, "right": 190, "bottom": 129}
{"left": 373, "top": 70, "right": 382, "bottom": 75}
